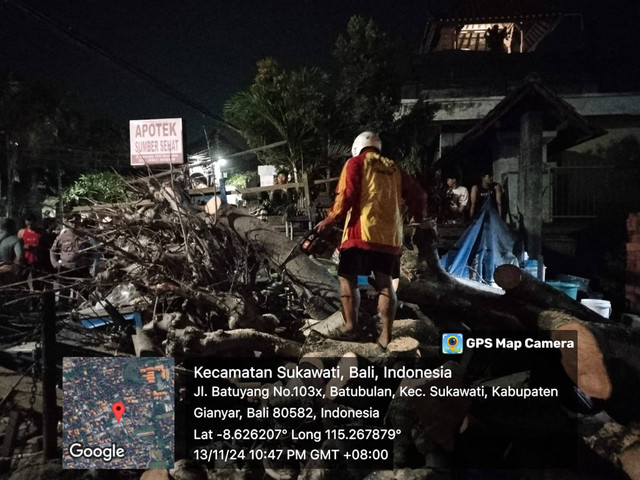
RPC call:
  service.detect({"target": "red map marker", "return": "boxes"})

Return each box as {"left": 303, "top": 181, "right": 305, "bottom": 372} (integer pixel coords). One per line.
{"left": 112, "top": 402, "right": 125, "bottom": 423}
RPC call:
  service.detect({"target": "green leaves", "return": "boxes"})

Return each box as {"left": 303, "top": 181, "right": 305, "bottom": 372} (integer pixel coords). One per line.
{"left": 226, "top": 170, "right": 257, "bottom": 190}
{"left": 62, "top": 172, "right": 131, "bottom": 207}
{"left": 224, "top": 59, "right": 330, "bottom": 179}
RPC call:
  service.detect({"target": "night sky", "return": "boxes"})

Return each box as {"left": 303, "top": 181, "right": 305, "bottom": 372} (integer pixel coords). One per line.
{"left": 0, "top": 0, "right": 435, "bottom": 142}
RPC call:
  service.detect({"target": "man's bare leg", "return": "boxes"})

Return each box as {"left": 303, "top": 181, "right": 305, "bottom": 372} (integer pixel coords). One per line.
{"left": 374, "top": 271, "right": 397, "bottom": 349}
{"left": 338, "top": 275, "right": 360, "bottom": 333}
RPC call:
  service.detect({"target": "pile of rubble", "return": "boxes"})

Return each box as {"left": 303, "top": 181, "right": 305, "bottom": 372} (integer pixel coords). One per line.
{"left": 1, "top": 175, "right": 640, "bottom": 479}
{"left": 61, "top": 176, "right": 337, "bottom": 359}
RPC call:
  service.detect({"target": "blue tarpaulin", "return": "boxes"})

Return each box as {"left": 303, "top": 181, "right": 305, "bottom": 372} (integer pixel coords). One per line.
{"left": 440, "top": 200, "right": 519, "bottom": 284}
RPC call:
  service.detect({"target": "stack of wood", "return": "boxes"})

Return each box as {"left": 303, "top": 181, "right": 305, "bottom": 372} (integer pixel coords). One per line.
{"left": 625, "top": 212, "right": 640, "bottom": 313}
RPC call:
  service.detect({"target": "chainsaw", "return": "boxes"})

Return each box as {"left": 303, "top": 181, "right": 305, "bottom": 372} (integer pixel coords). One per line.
{"left": 299, "top": 227, "right": 341, "bottom": 259}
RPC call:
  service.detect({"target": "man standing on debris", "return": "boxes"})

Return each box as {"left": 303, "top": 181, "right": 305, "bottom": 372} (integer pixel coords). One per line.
{"left": 315, "top": 131, "right": 426, "bottom": 350}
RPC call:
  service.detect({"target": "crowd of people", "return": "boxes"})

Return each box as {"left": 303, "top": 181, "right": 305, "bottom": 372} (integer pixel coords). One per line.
{"left": 0, "top": 213, "right": 96, "bottom": 286}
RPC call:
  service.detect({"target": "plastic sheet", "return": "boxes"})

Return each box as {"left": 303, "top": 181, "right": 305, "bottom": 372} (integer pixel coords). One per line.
{"left": 440, "top": 200, "right": 519, "bottom": 284}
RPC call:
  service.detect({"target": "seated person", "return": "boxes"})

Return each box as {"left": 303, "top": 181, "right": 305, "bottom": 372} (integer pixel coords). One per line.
{"left": 269, "top": 170, "right": 297, "bottom": 215}
{"left": 444, "top": 174, "right": 469, "bottom": 224}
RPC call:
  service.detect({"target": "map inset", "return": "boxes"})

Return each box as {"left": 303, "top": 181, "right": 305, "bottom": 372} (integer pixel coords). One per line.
{"left": 63, "top": 357, "right": 174, "bottom": 469}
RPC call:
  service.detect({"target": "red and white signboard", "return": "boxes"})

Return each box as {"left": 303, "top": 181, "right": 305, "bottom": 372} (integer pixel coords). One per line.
{"left": 129, "top": 118, "right": 184, "bottom": 166}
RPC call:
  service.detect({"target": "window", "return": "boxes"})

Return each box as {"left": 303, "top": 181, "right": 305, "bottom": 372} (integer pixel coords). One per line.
{"left": 457, "top": 23, "right": 514, "bottom": 52}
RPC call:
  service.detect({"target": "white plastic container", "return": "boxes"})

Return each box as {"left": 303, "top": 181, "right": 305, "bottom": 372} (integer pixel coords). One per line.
{"left": 580, "top": 299, "right": 612, "bottom": 319}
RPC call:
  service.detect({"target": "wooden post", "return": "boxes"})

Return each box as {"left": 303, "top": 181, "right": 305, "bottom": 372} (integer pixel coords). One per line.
{"left": 41, "top": 291, "right": 57, "bottom": 459}
{"left": 519, "top": 110, "right": 544, "bottom": 262}
{"left": 303, "top": 173, "right": 311, "bottom": 227}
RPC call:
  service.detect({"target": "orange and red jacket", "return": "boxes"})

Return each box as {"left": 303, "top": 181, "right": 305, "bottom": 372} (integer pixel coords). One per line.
{"left": 326, "top": 150, "right": 427, "bottom": 255}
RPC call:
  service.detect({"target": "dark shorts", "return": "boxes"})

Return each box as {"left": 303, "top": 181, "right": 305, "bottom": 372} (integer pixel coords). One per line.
{"left": 337, "top": 247, "right": 400, "bottom": 280}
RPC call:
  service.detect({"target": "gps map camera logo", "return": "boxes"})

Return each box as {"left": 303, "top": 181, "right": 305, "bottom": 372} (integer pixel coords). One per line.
{"left": 442, "top": 333, "right": 463, "bottom": 354}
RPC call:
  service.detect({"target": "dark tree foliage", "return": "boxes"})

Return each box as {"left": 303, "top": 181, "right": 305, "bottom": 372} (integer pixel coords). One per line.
{"left": 333, "top": 16, "right": 400, "bottom": 141}
{"left": 224, "top": 58, "right": 331, "bottom": 181}
{"left": 385, "top": 97, "right": 437, "bottom": 177}
{"left": 0, "top": 70, "right": 131, "bottom": 217}
{"left": 223, "top": 16, "right": 435, "bottom": 182}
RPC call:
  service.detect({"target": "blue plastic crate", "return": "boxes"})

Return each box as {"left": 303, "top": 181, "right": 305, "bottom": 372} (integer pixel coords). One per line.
{"left": 80, "top": 311, "right": 142, "bottom": 329}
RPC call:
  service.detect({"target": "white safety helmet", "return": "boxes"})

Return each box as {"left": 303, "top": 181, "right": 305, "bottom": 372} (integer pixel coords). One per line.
{"left": 351, "top": 131, "right": 381, "bottom": 157}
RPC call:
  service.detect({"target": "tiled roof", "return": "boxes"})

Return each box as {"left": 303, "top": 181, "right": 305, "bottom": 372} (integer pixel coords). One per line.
{"left": 438, "top": 0, "right": 576, "bottom": 22}
{"left": 435, "top": 78, "right": 606, "bottom": 168}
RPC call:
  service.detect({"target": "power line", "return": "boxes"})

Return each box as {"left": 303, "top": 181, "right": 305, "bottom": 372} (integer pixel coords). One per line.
{"left": 190, "top": 140, "right": 288, "bottom": 160}
{"left": 5, "top": 0, "right": 240, "bottom": 134}
{"left": 22, "top": 144, "right": 127, "bottom": 156}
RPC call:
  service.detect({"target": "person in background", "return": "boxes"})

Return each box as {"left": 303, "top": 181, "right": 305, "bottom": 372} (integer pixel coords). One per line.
{"left": 0, "top": 218, "right": 23, "bottom": 279}
{"left": 49, "top": 215, "right": 91, "bottom": 277}
{"left": 485, "top": 24, "right": 508, "bottom": 53}
{"left": 445, "top": 174, "right": 469, "bottom": 224}
{"left": 38, "top": 217, "right": 58, "bottom": 273}
{"left": 470, "top": 170, "right": 503, "bottom": 218}
{"left": 18, "top": 213, "right": 42, "bottom": 268}
{"left": 274, "top": 170, "right": 288, "bottom": 188}
{"left": 315, "top": 131, "right": 427, "bottom": 350}
{"left": 270, "top": 170, "right": 297, "bottom": 215}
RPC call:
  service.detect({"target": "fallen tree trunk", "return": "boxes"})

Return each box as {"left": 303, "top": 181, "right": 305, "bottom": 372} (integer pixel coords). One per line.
{"left": 301, "top": 322, "right": 426, "bottom": 361}
{"left": 398, "top": 224, "right": 534, "bottom": 330}
{"left": 580, "top": 413, "right": 640, "bottom": 480}
{"left": 493, "top": 264, "right": 640, "bottom": 421}
{"left": 167, "top": 327, "right": 303, "bottom": 358}
{"left": 574, "top": 319, "right": 640, "bottom": 424}
{"left": 206, "top": 198, "right": 340, "bottom": 319}
{"left": 398, "top": 224, "right": 623, "bottom": 330}
{"left": 534, "top": 310, "right": 611, "bottom": 400}
{"left": 398, "top": 224, "right": 640, "bottom": 423}
{"left": 494, "top": 264, "right": 608, "bottom": 324}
